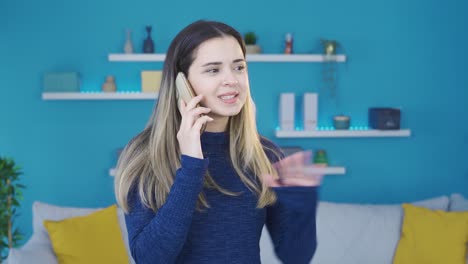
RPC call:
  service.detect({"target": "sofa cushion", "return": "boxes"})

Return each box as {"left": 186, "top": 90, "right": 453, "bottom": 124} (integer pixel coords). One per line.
{"left": 44, "top": 205, "right": 129, "bottom": 264}
{"left": 6, "top": 244, "right": 57, "bottom": 264}
{"left": 450, "top": 193, "right": 468, "bottom": 212}
{"left": 32, "top": 201, "right": 101, "bottom": 248}
{"left": 13, "top": 201, "right": 135, "bottom": 264}
{"left": 311, "top": 196, "right": 449, "bottom": 264}
{"left": 449, "top": 194, "right": 468, "bottom": 264}
{"left": 393, "top": 204, "right": 468, "bottom": 264}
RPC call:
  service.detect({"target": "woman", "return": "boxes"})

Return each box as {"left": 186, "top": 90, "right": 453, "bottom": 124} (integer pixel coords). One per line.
{"left": 114, "top": 20, "right": 320, "bottom": 264}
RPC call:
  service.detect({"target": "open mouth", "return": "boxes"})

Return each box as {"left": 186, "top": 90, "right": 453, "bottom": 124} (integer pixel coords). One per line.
{"left": 218, "top": 93, "right": 239, "bottom": 104}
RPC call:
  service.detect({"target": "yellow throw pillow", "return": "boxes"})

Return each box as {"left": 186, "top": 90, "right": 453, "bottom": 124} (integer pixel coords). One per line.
{"left": 393, "top": 203, "right": 468, "bottom": 264}
{"left": 44, "top": 204, "right": 129, "bottom": 264}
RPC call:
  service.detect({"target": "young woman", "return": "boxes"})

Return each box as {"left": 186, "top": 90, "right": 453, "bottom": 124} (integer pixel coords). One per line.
{"left": 114, "top": 20, "right": 321, "bottom": 264}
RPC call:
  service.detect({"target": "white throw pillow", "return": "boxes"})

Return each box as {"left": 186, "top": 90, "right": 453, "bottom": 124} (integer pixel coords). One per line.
{"left": 449, "top": 193, "right": 468, "bottom": 211}
{"left": 311, "top": 196, "right": 450, "bottom": 264}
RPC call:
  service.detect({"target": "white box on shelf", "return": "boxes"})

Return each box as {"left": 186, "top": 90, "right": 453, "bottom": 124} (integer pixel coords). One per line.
{"left": 303, "top": 93, "right": 318, "bottom": 131}
{"left": 279, "top": 93, "right": 295, "bottom": 131}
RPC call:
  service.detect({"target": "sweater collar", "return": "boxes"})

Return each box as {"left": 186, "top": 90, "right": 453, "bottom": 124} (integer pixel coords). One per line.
{"left": 201, "top": 131, "right": 229, "bottom": 145}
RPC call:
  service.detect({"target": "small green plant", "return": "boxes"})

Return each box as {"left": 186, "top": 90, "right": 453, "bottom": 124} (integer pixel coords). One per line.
{"left": 244, "top": 32, "right": 257, "bottom": 45}
{"left": 0, "top": 157, "right": 25, "bottom": 262}
{"left": 320, "top": 38, "right": 342, "bottom": 98}
{"left": 320, "top": 39, "right": 340, "bottom": 55}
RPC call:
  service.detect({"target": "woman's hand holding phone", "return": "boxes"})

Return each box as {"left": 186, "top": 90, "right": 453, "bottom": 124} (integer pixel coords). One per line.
{"left": 177, "top": 95, "right": 213, "bottom": 159}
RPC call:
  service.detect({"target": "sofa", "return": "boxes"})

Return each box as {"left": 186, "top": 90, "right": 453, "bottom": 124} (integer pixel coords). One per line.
{"left": 6, "top": 193, "right": 468, "bottom": 264}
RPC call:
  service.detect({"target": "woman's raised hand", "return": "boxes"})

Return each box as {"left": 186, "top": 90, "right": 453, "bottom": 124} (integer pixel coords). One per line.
{"left": 177, "top": 95, "right": 213, "bottom": 159}
{"left": 262, "top": 150, "right": 324, "bottom": 187}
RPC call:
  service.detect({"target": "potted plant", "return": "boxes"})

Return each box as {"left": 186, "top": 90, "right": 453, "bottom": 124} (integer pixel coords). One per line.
{"left": 0, "top": 157, "right": 25, "bottom": 263}
{"left": 244, "top": 31, "right": 261, "bottom": 54}
{"left": 320, "top": 39, "right": 341, "bottom": 97}
{"left": 320, "top": 39, "right": 340, "bottom": 55}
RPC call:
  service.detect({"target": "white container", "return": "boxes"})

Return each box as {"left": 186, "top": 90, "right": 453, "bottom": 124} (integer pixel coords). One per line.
{"left": 303, "top": 93, "right": 318, "bottom": 131}
{"left": 279, "top": 93, "right": 295, "bottom": 131}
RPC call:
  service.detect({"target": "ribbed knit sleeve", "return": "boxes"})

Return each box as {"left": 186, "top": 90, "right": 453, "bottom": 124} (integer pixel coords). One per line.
{"left": 124, "top": 155, "right": 209, "bottom": 264}
{"left": 266, "top": 186, "right": 319, "bottom": 264}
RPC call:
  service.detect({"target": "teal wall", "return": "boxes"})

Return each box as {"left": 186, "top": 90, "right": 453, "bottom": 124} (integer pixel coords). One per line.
{"left": 1, "top": 0, "right": 467, "bottom": 242}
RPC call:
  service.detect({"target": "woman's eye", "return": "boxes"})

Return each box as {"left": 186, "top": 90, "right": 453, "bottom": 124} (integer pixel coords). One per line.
{"left": 235, "top": 65, "right": 245, "bottom": 72}
{"left": 206, "top": 68, "right": 219, "bottom": 73}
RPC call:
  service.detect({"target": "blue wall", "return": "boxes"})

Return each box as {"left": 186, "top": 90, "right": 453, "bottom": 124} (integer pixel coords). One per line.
{"left": 2, "top": 0, "right": 467, "bottom": 242}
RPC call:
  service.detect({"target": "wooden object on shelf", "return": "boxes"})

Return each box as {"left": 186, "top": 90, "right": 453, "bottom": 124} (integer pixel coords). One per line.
{"left": 141, "top": 71, "right": 162, "bottom": 92}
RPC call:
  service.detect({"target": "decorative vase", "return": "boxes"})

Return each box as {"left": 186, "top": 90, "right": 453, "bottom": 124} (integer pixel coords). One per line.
{"left": 124, "top": 29, "right": 133, "bottom": 54}
{"left": 102, "top": 76, "right": 116, "bottom": 92}
{"left": 245, "top": 44, "right": 261, "bottom": 54}
{"left": 284, "top": 33, "right": 293, "bottom": 54}
{"left": 143, "top": 26, "right": 154, "bottom": 53}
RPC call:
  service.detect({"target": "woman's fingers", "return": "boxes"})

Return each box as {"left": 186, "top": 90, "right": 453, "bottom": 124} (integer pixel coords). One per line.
{"left": 178, "top": 97, "right": 211, "bottom": 131}
{"left": 193, "top": 115, "right": 213, "bottom": 132}
{"left": 185, "top": 94, "right": 204, "bottom": 110}
{"left": 272, "top": 150, "right": 324, "bottom": 187}
{"left": 261, "top": 173, "right": 281, "bottom": 187}
{"left": 176, "top": 95, "right": 212, "bottom": 159}
{"left": 280, "top": 175, "right": 322, "bottom": 187}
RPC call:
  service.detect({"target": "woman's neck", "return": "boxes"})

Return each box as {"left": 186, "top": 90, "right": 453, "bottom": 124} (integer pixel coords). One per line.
{"left": 204, "top": 116, "right": 229, "bottom": 132}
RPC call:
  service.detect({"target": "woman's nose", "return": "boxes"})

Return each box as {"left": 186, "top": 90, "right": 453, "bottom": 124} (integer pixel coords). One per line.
{"left": 222, "top": 71, "right": 238, "bottom": 86}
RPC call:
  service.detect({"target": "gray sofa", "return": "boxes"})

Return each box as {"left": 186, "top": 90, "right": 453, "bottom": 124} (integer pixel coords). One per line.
{"left": 7, "top": 194, "right": 468, "bottom": 264}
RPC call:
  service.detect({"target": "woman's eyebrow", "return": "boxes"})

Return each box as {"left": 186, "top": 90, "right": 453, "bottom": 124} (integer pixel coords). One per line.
{"left": 201, "top": 58, "right": 245, "bottom": 67}
{"left": 201, "top": 62, "right": 222, "bottom": 67}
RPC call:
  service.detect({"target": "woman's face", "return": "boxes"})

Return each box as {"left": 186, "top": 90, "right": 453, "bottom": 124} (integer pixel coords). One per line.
{"left": 187, "top": 36, "right": 248, "bottom": 125}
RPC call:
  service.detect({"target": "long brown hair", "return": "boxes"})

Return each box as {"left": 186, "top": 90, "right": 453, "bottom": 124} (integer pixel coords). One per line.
{"left": 115, "top": 20, "right": 279, "bottom": 213}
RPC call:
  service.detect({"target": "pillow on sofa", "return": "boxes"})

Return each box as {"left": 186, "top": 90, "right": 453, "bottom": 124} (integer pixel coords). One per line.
{"left": 393, "top": 204, "right": 468, "bottom": 264}
{"left": 12, "top": 201, "right": 135, "bottom": 264}
{"left": 44, "top": 205, "right": 129, "bottom": 264}
{"left": 32, "top": 201, "right": 101, "bottom": 247}
{"left": 450, "top": 193, "right": 468, "bottom": 211}
{"left": 311, "top": 196, "right": 450, "bottom": 264}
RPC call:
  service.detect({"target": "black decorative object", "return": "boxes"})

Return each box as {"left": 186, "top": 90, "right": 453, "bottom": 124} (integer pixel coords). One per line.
{"left": 368, "top": 108, "right": 401, "bottom": 130}
{"left": 143, "top": 26, "right": 155, "bottom": 53}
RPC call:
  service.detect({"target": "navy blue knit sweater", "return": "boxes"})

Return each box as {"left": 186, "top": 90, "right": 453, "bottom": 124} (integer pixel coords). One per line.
{"left": 125, "top": 132, "right": 318, "bottom": 264}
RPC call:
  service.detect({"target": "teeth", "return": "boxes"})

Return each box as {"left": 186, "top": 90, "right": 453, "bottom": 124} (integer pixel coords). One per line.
{"left": 220, "top": 95, "right": 235, "bottom": 100}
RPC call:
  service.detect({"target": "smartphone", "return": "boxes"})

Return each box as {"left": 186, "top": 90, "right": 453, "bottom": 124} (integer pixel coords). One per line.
{"left": 175, "top": 72, "right": 206, "bottom": 132}
{"left": 175, "top": 72, "right": 197, "bottom": 104}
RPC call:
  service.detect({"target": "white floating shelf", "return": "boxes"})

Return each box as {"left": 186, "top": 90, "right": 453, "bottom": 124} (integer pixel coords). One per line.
{"left": 109, "top": 54, "right": 166, "bottom": 62}
{"left": 246, "top": 54, "right": 346, "bottom": 62}
{"left": 108, "top": 166, "right": 345, "bottom": 177}
{"left": 276, "top": 129, "right": 411, "bottom": 138}
{"left": 42, "top": 92, "right": 158, "bottom": 100}
{"left": 108, "top": 53, "right": 346, "bottom": 63}
{"left": 304, "top": 166, "right": 345, "bottom": 175}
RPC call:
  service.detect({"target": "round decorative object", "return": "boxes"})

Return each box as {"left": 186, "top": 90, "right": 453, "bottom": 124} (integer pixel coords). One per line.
{"left": 333, "top": 115, "right": 351, "bottom": 130}
{"left": 102, "top": 76, "right": 116, "bottom": 92}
